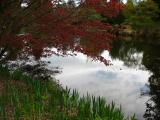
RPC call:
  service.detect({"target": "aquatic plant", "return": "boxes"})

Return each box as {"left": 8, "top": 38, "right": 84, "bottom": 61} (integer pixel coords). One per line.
{"left": 0, "top": 65, "right": 136, "bottom": 120}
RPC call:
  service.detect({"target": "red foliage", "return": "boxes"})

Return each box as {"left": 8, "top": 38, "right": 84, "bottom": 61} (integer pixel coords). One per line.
{"left": 0, "top": 0, "right": 124, "bottom": 65}
{"left": 0, "top": 34, "right": 24, "bottom": 49}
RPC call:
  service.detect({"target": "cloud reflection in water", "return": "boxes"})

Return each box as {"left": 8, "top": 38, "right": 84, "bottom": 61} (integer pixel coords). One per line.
{"left": 46, "top": 50, "right": 151, "bottom": 119}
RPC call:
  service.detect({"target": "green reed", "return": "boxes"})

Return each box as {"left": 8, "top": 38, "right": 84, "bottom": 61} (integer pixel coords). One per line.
{"left": 0, "top": 65, "right": 137, "bottom": 120}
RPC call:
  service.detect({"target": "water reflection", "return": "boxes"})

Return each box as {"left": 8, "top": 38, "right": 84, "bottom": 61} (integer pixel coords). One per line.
{"left": 44, "top": 51, "right": 148, "bottom": 119}
{"left": 110, "top": 40, "right": 145, "bottom": 68}
{"left": 44, "top": 39, "right": 160, "bottom": 120}
{"left": 110, "top": 39, "right": 160, "bottom": 120}
{"left": 142, "top": 45, "right": 160, "bottom": 120}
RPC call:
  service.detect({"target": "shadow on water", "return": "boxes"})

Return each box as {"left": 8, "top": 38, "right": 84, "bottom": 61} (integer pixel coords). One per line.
{"left": 110, "top": 39, "right": 160, "bottom": 120}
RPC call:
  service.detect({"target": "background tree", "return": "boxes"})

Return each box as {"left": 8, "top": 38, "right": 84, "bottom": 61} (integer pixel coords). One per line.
{"left": 152, "top": 0, "right": 160, "bottom": 19}
{"left": 152, "top": 0, "right": 160, "bottom": 8}
{"left": 123, "top": 0, "right": 159, "bottom": 29}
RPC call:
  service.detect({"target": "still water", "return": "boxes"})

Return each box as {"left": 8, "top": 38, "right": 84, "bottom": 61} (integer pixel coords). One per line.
{"left": 44, "top": 40, "right": 160, "bottom": 120}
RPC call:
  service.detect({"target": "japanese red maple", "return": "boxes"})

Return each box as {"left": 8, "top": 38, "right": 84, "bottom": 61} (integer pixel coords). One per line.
{"left": 0, "top": 0, "right": 124, "bottom": 65}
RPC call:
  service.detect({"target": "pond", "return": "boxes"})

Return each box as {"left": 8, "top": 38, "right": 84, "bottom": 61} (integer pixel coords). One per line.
{"left": 43, "top": 39, "right": 160, "bottom": 120}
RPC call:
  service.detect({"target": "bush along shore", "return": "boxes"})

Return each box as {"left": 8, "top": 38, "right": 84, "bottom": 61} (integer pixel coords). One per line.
{"left": 0, "top": 65, "right": 137, "bottom": 120}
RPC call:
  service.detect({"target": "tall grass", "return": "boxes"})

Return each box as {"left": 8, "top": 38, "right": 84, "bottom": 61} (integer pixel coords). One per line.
{"left": 0, "top": 65, "right": 137, "bottom": 120}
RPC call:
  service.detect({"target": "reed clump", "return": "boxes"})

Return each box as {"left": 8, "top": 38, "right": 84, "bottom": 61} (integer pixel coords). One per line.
{"left": 0, "top": 65, "right": 137, "bottom": 120}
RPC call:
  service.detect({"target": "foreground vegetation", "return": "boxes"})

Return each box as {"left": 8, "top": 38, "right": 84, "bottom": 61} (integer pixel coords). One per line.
{"left": 0, "top": 65, "right": 136, "bottom": 120}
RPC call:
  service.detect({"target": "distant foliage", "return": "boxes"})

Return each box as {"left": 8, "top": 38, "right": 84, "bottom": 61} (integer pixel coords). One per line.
{"left": 123, "top": 0, "right": 160, "bottom": 29}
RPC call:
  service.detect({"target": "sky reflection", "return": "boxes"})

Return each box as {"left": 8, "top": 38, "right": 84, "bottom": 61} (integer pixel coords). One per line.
{"left": 44, "top": 50, "right": 151, "bottom": 119}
